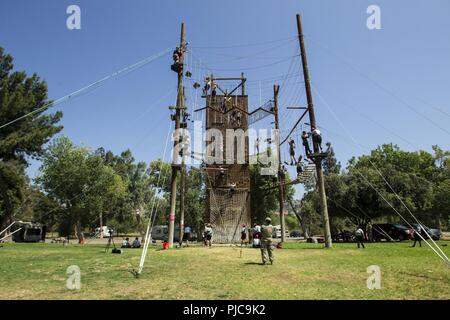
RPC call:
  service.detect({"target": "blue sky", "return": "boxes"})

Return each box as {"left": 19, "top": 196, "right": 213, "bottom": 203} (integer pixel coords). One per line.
{"left": 1, "top": 0, "right": 449, "bottom": 198}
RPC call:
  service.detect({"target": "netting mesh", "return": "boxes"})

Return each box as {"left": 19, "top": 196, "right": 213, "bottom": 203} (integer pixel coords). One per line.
{"left": 207, "top": 189, "right": 250, "bottom": 243}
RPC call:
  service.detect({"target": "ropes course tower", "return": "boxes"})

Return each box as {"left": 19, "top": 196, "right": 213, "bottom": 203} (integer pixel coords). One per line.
{"left": 196, "top": 75, "right": 251, "bottom": 243}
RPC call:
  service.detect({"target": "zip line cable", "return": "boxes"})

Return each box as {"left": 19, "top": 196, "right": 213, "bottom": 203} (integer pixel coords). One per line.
{"left": 307, "top": 37, "right": 450, "bottom": 136}
{"left": 312, "top": 85, "right": 450, "bottom": 265}
{"left": 185, "top": 55, "right": 298, "bottom": 72}
{"left": 16, "top": 85, "right": 175, "bottom": 231}
{"left": 313, "top": 86, "right": 450, "bottom": 263}
{"left": 192, "top": 38, "right": 298, "bottom": 63}
{"left": 315, "top": 86, "right": 416, "bottom": 149}
{"left": 138, "top": 121, "right": 173, "bottom": 275}
{"left": 0, "top": 47, "right": 172, "bottom": 130}
{"left": 318, "top": 124, "right": 448, "bottom": 262}
{"left": 190, "top": 35, "right": 297, "bottom": 49}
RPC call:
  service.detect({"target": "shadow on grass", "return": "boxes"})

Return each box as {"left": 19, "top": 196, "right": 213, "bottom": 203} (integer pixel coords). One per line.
{"left": 244, "top": 262, "right": 265, "bottom": 266}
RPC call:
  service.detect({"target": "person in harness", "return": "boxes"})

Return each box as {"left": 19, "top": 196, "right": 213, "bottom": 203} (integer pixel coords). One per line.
{"left": 288, "top": 138, "right": 297, "bottom": 165}
{"left": 229, "top": 182, "right": 237, "bottom": 196}
{"left": 355, "top": 226, "right": 365, "bottom": 249}
{"left": 301, "top": 131, "right": 312, "bottom": 155}
{"left": 171, "top": 46, "right": 184, "bottom": 73}
{"left": 311, "top": 127, "right": 323, "bottom": 152}
{"left": 203, "top": 78, "right": 211, "bottom": 95}
{"left": 203, "top": 223, "right": 213, "bottom": 247}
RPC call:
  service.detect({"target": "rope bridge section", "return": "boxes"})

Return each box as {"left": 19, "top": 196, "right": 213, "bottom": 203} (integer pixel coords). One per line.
{"left": 248, "top": 100, "right": 274, "bottom": 125}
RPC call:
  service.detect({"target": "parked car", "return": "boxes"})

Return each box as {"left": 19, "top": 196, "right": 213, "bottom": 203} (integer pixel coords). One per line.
{"left": 11, "top": 221, "right": 46, "bottom": 243}
{"left": 151, "top": 225, "right": 180, "bottom": 242}
{"left": 429, "top": 229, "right": 442, "bottom": 240}
{"left": 372, "top": 223, "right": 414, "bottom": 241}
{"left": 409, "top": 223, "right": 441, "bottom": 240}
{"left": 290, "top": 230, "right": 302, "bottom": 238}
{"left": 151, "top": 225, "right": 198, "bottom": 243}
{"left": 94, "top": 226, "right": 113, "bottom": 238}
{"left": 332, "top": 231, "right": 355, "bottom": 243}
{"left": 272, "top": 225, "right": 289, "bottom": 238}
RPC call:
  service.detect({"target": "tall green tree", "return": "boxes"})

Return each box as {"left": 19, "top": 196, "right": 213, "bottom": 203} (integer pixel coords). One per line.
{"left": 250, "top": 162, "right": 295, "bottom": 224}
{"left": 0, "top": 47, "right": 62, "bottom": 230}
{"left": 37, "top": 137, "right": 126, "bottom": 242}
{"left": 305, "top": 143, "right": 449, "bottom": 233}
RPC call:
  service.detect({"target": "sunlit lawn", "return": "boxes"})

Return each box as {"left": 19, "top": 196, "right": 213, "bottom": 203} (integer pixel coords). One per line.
{"left": 0, "top": 241, "right": 449, "bottom": 300}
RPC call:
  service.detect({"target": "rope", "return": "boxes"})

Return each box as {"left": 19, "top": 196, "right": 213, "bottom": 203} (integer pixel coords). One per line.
{"left": 313, "top": 85, "right": 450, "bottom": 265}
{"left": 0, "top": 221, "right": 16, "bottom": 236}
{"left": 0, "top": 47, "right": 172, "bottom": 130}
{"left": 137, "top": 121, "right": 173, "bottom": 275}
{"left": 308, "top": 37, "right": 450, "bottom": 136}
{"left": 0, "top": 228, "right": 22, "bottom": 242}
{"left": 190, "top": 36, "right": 297, "bottom": 49}
{"left": 186, "top": 55, "right": 298, "bottom": 72}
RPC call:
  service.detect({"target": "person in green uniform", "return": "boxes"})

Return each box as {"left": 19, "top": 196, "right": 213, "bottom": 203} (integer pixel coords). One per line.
{"left": 260, "top": 217, "right": 274, "bottom": 265}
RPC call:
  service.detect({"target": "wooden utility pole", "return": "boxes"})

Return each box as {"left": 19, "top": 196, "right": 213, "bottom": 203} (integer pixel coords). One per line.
{"left": 168, "top": 22, "right": 186, "bottom": 248}
{"left": 273, "top": 84, "right": 285, "bottom": 243}
{"left": 296, "top": 14, "right": 332, "bottom": 248}
{"left": 179, "top": 88, "right": 187, "bottom": 246}
{"left": 178, "top": 163, "right": 186, "bottom": 246}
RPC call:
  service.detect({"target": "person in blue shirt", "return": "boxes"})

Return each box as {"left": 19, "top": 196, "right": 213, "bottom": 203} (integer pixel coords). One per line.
{"left": 183, "top": 224, "right": 192, "bottom": 247}
{"left": 132, "top": 237, "right": 141, "bottom": 248}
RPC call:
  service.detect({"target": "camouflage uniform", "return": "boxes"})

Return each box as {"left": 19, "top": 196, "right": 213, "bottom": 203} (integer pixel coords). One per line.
{"left": 260, "top": 223, "right": 274, "bottom": 264}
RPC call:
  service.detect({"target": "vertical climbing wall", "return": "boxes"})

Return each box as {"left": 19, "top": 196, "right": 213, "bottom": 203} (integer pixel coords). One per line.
{"left": 205, "top": 95, "right": 251, "bottom": 243}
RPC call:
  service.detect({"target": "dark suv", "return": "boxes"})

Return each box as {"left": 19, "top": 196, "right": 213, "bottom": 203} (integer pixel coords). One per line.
{"left": 372, "top": 223, "right": 414, "bottom": 241}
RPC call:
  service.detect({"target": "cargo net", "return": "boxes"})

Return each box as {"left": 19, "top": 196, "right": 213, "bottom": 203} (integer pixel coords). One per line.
{"left": 208, "top": 189, "right": 249, "bottom": 243}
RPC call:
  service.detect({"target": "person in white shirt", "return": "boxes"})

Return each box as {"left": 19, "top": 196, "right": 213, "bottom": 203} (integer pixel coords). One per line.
{"left": 355, "top": 226, "right": 365, "bottom": 249}
{"left": 121, "top": 237, "right": 130, "bottom": 248}
{"left": 203, "top": 223, "right": 213, "bottom": 247}
{"left": 311, "top": 127, "right": 323, "bottom": 152}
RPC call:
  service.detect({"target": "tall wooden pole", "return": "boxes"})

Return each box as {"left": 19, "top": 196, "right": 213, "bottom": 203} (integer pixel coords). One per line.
{"left": 273, "top": 85, "right": 285, "bottom": 243}
{"left": 296, "top": 14, "right": 332, "bottom": 248}
{"left": 178, "top": 88, "right": 187, "bottom": 246}
{"left": 168, "top": 22, "right": 186, "bottom": 248}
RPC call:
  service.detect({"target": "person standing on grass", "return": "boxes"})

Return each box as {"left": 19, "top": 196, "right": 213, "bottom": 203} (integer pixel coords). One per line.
{"left": 412, "top": 225, "right": 424, "bottom": 247}
{"left": 204, "top": 223, "right": 213, "bottom": 247}
{"left": 260, "top": 217, "right": 274, "bottom": 265}
{"left": 355, "top": 226, "right": 365, "bottom": 249}
{"left": 240, "top": 224, "right": 247, "bottom": 246}
{"left": 183, "top": 224, "right": 192, "bottom": 247}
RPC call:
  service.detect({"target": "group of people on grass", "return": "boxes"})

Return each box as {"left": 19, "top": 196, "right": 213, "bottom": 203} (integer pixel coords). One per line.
{"left": 179, "top": 220, "right": 275, "bottom": 265}
{"left": 241, "top": 218, "right": 274, "bottom": 265}
{"left": 353, "top": 224, "right": 428, "bottom": 249}
{"left": 121, "top": 237, "right": 141, "bottom": 249}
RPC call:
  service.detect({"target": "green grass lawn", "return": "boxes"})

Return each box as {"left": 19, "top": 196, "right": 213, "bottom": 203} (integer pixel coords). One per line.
{"left": 0, "top": 241, "right": 449, "bottom": 300}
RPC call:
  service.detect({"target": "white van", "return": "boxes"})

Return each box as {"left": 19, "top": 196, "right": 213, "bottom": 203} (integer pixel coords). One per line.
{"left": 95, "top": 226, "right": 113, "bottom": 238}
{"left": 272, "top": 225, "right": 289, "bottom": 238}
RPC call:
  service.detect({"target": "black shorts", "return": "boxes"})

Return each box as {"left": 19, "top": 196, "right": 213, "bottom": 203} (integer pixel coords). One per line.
{"left": 205, "top": 234, "right": 212, "bottom": 240}
{"left": 241, "top": 233, "right": 246, "bottom": 240}
{"left": 183, "top": 233, "right": 191, "bottom": 241}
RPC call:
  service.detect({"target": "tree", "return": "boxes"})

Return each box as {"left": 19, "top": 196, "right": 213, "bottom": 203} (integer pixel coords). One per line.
{"left": 0, "top": 47, "right": 62, "bottom": 230}
{"left": 250, "top": 161, "right": 295, "bottom": 224}
{"left": 37, "top": 137, "right": 126, "bottom": 242}
{"left": 316, "top": 144, "right": 447, "bottom": 232}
